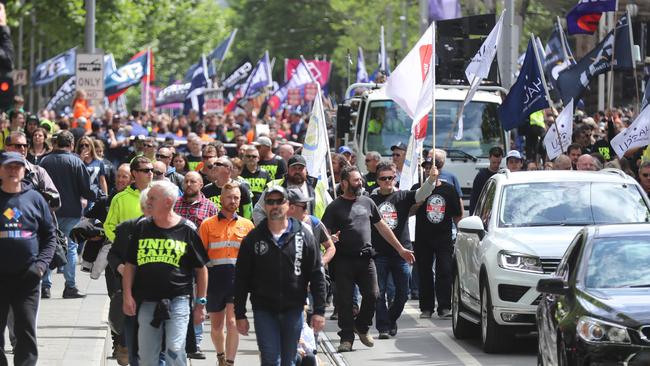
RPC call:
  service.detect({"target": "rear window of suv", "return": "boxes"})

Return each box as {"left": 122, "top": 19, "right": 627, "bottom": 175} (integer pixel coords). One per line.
{"left": 498, "top": 182, "right": 650, "bottom": 227}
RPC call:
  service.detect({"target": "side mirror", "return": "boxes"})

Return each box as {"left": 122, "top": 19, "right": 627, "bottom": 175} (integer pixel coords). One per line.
{"left": 336, "top": 105, "right": 351, "bottom": 137}
{"left": 458, "top": 216, "right": 486, "bottom": 240}
{"left": 537, "top": 277, "right": 568, "bottom": 296}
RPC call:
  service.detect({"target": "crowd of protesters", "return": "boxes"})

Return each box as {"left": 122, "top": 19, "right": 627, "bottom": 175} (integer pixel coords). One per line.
{"left": 2, "top": 85, "right": 650, "bottom": 366}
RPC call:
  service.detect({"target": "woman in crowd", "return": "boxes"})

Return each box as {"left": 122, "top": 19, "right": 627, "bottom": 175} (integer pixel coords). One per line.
{"left": 27, "top": 127, "right": 51, "bottom": 164}
{"left": 172, "top": 152, "right": 190, "bottom": 175}
{"left": 76, "top": 136, "right": 108, "bottom": 195}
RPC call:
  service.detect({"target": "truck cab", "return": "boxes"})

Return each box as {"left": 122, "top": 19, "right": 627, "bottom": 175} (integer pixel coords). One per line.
{"left": 337, "top": 83, "right": 509, "bottom": 207}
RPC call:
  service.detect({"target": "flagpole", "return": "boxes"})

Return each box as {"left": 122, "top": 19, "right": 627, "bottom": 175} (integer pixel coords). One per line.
{"left": 531, "top": 33, "right": 563, "bottom": 152}
{"left": 144, "top": 47, "right": 151, "bottom": 112}
{"left": 607, "top": 1, "right": 620, "bottom": 111}
{"left": 431, "top": 22, "right": 436, "bottom": 156}
{"left": 627, "top": 10, "right": 641, "bottom": 113}
{"left": 346, "top": 48, "right": 351, "bottom": 87}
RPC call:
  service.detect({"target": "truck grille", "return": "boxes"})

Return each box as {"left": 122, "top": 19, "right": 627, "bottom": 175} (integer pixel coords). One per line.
{"left": 498, "top": 284, "right": 530, "bottom": 302}
{"left": 540, "top": 258, "right": 562, "bottom": 274}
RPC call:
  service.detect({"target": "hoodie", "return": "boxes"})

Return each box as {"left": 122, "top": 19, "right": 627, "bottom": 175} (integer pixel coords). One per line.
{"left": 104, "top": 185, "right": 143, "bottom": 242}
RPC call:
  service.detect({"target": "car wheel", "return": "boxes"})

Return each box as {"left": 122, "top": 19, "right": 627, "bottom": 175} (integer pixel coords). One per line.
{"left": 452, "top": 273, "right": 477, "bottom": 339}
{"left": 480, "top": 282, "right": 511, "bottom": 353}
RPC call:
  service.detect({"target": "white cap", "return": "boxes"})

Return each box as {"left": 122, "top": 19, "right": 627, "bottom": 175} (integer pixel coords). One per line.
{"left": 506, "top": 150, "right": 522, "bottom": 161}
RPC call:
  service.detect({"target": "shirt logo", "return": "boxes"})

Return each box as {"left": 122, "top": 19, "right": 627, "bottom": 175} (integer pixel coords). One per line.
{"left": 426, "top": 194, "right": 446, "bottom": 224}
{"left": 255, "top": 240, "right": 269, "bottom": 255}
{"left": 3, "top": 208, "right": 22, "bottom": 221}
{"left": 137, "top": 238, "right": 188, "bottom": 267}
{"left": 378, "top": 201, "right": 398, "bottom": 229}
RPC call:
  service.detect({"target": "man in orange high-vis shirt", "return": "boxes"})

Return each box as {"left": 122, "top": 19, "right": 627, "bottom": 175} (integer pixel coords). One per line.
{"left": 198, "top": 180, "right": 254, "bottom": 366}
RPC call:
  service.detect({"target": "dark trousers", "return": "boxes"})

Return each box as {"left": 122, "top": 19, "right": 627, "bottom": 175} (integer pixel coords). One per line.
{"left": 414, "top": 240, "right": 453, "bottom": 314}
{"left": 375, "top": 255, "right": 410, "bottom": 332}
{"left": 0, "top": 274, "right": 41, "bottom": 366}
{"left": 332, "top": 256, "right": 379, "bottom": 343}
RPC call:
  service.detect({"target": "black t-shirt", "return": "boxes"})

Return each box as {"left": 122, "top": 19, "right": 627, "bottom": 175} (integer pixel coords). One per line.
{"left": 259, "top": 155, "right": 287, "bottom": 180}
{"left": 370, "top": 189, "right": 416, "bottom": 257}
{"left": 321, "top": 195, "right": 381, "bottom": 257}
{"left": 126, "top": 218, "right": 208, "bottom": 301}
{"left": 202, "top": 181, "right": 253, "bottom": 217}
{"left": 241, "top": 167, "right": 271, "bottom": 204}
{"left": 364, "top": 172, "right": 377, "bottom": 192}
{"left": 186, "top": 154, "right": 202, "bottom": 171}
{"left": 415, "top": 182, "right": 461, "bottom": 244}
{"left": 470, "top": 168, "right": 497, "bottom": 215}
{"left": 593, "top": 139, "right": 614, "bottom": 161}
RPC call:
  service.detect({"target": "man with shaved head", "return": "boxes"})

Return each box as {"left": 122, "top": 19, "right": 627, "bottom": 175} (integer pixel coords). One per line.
{"left": 553, "top": 154, "right": 572, "bottom": 170}
{"left": 174, "top": 171, "right": 218, "bottom": 228}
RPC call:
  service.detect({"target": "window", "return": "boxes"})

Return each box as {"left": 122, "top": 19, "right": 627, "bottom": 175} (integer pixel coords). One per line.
{"left": 477, "top": 180, "right": 497, "bottom": 230}
{"left": 584, "top": 236, "right": 650, "bottom": 288}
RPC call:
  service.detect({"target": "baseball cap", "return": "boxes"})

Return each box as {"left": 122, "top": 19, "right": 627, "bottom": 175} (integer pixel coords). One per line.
{"left": 287, "top": 188, "right": 313, "bottom": 204}
{"left": 337, "top": 146, "right": 353, "bottom": 155}
{"left": 266, "top": 186, "right": 287, "bottom": 199}
{"left": 421, "top": 157, "right": 433, "bottom": 167}
{"left": 288, "top": 155, "right": 306, "bottom": 167}
{"left": 391, "top": 142, "right": 408, "bottom": 152}
{"left": 257, "top": 136, "right": 272, "bottom": 147}
{"left": 0, "top": 152, "right": 26, "bottom": 166}
{"left": 506, "top": 150, "right": 523, "bottom": 161}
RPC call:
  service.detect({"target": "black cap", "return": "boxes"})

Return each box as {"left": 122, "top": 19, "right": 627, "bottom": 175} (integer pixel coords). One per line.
{"left": 287, "top": 188, "right": 313, "bottom": 203}
{"left": 421, "top": 157, "right": 433, "bottom": 166}
{"left": 390, "top": 142, "right": 408, "bottom": 151}
{"left": 288, "top": 155, "right": 306, "bottom": 167}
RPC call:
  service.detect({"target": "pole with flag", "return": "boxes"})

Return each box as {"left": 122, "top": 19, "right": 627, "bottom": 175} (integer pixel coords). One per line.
{"left": 531, "top": 34, "right": 557, "bottom": 113}
{"left": 610, "top": 103, "right": 650, "bottom": 159}
{"left": 543, "top": 99, "right": 574, "bottom": 160}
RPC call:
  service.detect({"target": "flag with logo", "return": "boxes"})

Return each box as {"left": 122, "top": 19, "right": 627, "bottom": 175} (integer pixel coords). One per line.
{"left": 566, "top": 0, "right": 617, "bottom": 35}
{"left": 356, "top": 47, "right": 369, "bottom": 83}
{"left": 611, "top": 104, "right": 650, "bottom": 159}
{"left": 544, "top": 22, "right": 576, "bottom": 90}
{"left": 183, "top": 55, "right": 210, "bottom": 115}
{"left": 105, "top": 49, "right": 152, "bottom": 101}
{"left": 385, "top": 22, "right": 435, "bottom": 191}
{"left": 498, "top": 39, "right": 549, "bottom": 131}
{"left": 543, "top": 99, "right": 574, "bottom": 160}
{"left": 184, "top": 29, "right": 238, "bottom": 81}
{"left": 242, "top": 51, "right": 273, "bottom": 98}
{"left": 302, "top": 87, "right": 329, "bottom": 182}
{"left": 456, "top": 11, "right": 504, "bottom": 140}
{"left": 268, "top": 61, "right": 315, "bottom": 113}
{"left": 556, "top": 13, "right": 633, "bottom": 104}
{"left": 156, "top": 82, "right": 191, "bottom": 106}
{"left": 32, "top": 47, "right": 76, "bottom": 86}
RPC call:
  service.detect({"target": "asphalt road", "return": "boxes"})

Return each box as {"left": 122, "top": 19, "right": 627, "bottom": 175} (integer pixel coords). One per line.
{"left": 321, "top": 300, "right": 537, "bottom": 366}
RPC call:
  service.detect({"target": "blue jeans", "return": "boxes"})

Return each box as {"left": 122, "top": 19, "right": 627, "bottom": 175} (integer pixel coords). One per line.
{"left": 42, "top": 216, "right": 80, "bottom": 289}
{"left": 253, "top": 307, "right": 303, "bottom": 366}
{"left": 138, "top": 295, "right": 190, "bottom": 366}
{"left": 375, "top": 255, "right": 410, "bottom": 332}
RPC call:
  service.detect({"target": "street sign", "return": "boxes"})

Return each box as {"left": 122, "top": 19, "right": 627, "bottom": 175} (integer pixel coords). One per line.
{"left": 203, "top": 87, "right": 224, "bottom": 114}
{"left": 13, "top": 69, "right": 27, "bottom": 86}
{"left": 76, "top": 53, "right": 105, "bottom": 102}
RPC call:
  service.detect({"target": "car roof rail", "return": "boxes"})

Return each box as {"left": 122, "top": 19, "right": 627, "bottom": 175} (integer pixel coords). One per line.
{"left": 497, "top": 168, "right": 510, "bottom": 178}
{"left": 599, "top": 168, "right": 628, "bottom": 179}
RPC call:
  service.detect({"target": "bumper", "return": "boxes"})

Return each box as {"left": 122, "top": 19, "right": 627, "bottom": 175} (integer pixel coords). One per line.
{"left": 574, "top": 341, "right": 650, "bottom": 366}
{"left": 489, "top": 266, "right": 547, "bottom": 326}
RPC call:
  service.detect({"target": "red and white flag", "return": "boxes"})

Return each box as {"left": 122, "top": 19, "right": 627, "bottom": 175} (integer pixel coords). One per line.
{"left": 385, "top": 22, "right": 435, "bottom": 190}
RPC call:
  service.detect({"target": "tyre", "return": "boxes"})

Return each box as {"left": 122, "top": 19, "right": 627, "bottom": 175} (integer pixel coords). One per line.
{"left": 452, "top": 273, "right": 477, "bottom": 339}
{"left": 480, "top": 282, "right": 512, "bottom": 353}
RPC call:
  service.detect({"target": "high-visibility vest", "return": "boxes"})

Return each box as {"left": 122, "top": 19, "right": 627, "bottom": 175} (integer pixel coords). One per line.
{"left": 199, "top": 214, "right": 254, "bottom": 267}
{"left": 530, "top": 110, "right": 545, "bottom": 128}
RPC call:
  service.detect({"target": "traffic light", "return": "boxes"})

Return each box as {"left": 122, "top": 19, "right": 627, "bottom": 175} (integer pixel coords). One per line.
{"left": 0, "top": 74, "right": 13, "bottom": 112}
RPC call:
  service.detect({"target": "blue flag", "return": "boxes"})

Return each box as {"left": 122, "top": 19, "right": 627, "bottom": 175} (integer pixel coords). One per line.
{"left": 556, "top": 13, "right": 633, "bottom": 104}
{"left": 544, "top": 22, "right": 576, "bottom": 91}
{"left": 498, "top": 40, "right": 549, "bottom": 131}
{"left": 356, "top": 47, "right": 369, "bottom": 83}
{"left": 184, "top": 29, "right": 238, "bottom": 81}
{"left": 32, "top": 47, "right": 76, "bottom": 86}
{"left": 566, "top": 0, "right": 616, "bottom": 35}
{"left": 184, "top": 55, "right": 210, "bottom": 115}
{"left": 104, "top": 50, "right": 151, "bottom": 98}
{"left": 643, "top": 72, "right": 650, "bottom": 110}
{"left": 242, "top": 51, "right": 272, "bottom": 98}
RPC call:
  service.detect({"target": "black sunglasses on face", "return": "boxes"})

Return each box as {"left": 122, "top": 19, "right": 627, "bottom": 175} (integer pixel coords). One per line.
{"left": 378, "top": 175, "right": 395, "bottom": 182}
{"left": 264, "top": 198, "right": 286, "bottom": 206}
{"left": 9, "top": 143, "right": 28, "bottom": 148}
{"left": 135, "top": 168, "right": 154, "bottom": 173}
{"left": 156, "top": 154, "right": 171, "bottom": 159}
{"left": 244, "top": 155, "right": 259, "bottom": 159}
{"left": 153, "top": 170, "right": 164, "bottom": 176}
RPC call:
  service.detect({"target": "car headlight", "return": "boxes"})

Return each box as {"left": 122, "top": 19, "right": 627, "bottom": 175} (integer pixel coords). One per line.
{"left": 497, "top": 251, "right": 543, "bottom": 273}
{"left": 576, "top": 316, "right": 631, "bottom": 344}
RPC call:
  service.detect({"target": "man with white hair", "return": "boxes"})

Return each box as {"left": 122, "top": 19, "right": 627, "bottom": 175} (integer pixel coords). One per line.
{"left": 576, "top": 154, "right": 599, "bottom": 171}
{"left": 122, "top": 180, "right": 209, "bottom": 366}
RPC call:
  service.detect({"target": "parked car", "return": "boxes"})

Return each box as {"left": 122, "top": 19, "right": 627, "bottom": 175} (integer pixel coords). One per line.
{"left": 536, "top": 224, "right": 650, "bottom": 366}
{"left": 452, "top": 169, "right": 650, "bottom": 353}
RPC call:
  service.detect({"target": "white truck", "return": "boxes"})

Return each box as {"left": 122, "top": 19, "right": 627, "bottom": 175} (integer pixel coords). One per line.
{"left": 336, "top": 83, "right": 509, "bottom": 205}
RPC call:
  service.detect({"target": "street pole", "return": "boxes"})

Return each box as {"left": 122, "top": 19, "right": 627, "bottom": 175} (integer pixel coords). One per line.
{"left": 28, "top": 7, "right": 35, "bottom": 112}
{"left": 17, "top": 1, "right": 23, "bottom": 96}
{"left": 419, "top": 0, "right": 428, "bottom": 35}
{"left": 597, "top": 12, "right": 607, "bottom": 111}
{"left": 400, "top": 0, "right": 407, "bottom": 51}
{"left": 499, "top": 0, "right": 516, "bottom": 89}
{"left": 85, "top": 0, "right": 95, "bottom": 53}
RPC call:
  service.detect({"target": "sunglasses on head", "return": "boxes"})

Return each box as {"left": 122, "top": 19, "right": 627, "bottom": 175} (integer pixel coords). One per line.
{"left": 378, "top": 175, "right": 395, "bottom": 182}
{"left": 264, "top": 198, "right": 286, "bottom": 206}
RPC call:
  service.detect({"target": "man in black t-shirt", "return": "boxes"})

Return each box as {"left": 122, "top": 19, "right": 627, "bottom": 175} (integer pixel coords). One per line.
{"left": 322, "top": 166, "right": 414, "bottom": 353}
{"left": 202, "top": 156, "right": 253, "bottom": 219}
{"left": 469, "top": 146, "right": 503, "bottom": 214}
{"left": 370, "top": 162, "right": 437, "bottom": 339}
{"left": 413, "top": 164, "right": 462, "bottom": 319}
{"left": 240, "top": 145, "right": 271, "bottom": 205}
{"left": 257, "top": 136, "right": 287, "bottom": 180}
{"left": 122, "top": 180, "right": 209, "bottom": 365}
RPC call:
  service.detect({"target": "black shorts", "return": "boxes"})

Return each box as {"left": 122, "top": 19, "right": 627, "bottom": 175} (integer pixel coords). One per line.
{"left": 207, "top": 265, "right": 235, "bottom": 313}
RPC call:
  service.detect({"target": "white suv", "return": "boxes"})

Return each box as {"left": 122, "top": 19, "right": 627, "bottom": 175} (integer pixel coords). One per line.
{"left": 451, "top": 169, "right": 650, "bottom": 353}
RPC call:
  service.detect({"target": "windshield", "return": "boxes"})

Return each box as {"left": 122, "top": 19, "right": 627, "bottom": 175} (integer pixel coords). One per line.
{"left": 365, "top": 99, "right": 503, "bottom": 158}
{"left": 585, "top": 236, "right": 650, "bottom": 288}
{"left": 499, "top": 182, "right": 650, "bottom": 227}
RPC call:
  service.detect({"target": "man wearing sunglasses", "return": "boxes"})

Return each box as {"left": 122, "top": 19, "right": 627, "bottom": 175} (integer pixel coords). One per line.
{"left": 234, "top": 186, "right": 327, "bottom": 366}
{"left": 639, "top": 161, "right": 650, "bottom": 195}
{"left": 156, "top": 146, "right": 184, "bottom": 190}
{"left": 240, "top": 145, "right": 270, "bottom": 205}
{"left": 202, "top": 157, "right": 253, "bottom": 220}
{"left": 390, "top": 142, "right": 407, "bottom": 187}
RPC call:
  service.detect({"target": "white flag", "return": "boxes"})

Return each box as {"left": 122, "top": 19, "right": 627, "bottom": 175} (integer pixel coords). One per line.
{"left": 611, "top": 104, "right": 650, "bottom": 159}
{"left": 302, "top": 88, "right": 329, "bottom": 182}
{"left": 543, "top": 99, "right": 574, "bottom": 160}
{"left": 385, "top": 22, "right": 435, "bottom": 190}
{"left": 456, "top": 11, "right": 504, "bottom": 140}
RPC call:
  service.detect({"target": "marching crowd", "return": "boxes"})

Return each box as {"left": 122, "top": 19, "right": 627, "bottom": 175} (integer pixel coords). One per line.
{"left": 1, "top": 89, "right": 649, "bottom": 366}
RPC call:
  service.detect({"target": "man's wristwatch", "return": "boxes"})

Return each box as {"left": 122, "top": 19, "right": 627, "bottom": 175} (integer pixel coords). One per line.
{"left": 196, "top": 297, "right": 207, "bottom": 306}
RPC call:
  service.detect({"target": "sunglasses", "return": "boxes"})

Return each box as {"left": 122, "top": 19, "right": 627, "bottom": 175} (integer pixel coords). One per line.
{"left": 378, "top": 175, "right": 395, "bottom": 182}
{"left": 135, "top": 168, "right": 154, "bottom": 173}
{"left": 244, "top": 155, "right": 259, "bottom": 159}
{"left": 291, "top": 203, "right": 307, "bottom": 209}
{"left": 153, "top": 170, "right": 164, "bottom": 176}
{"left": 9, "top": 143, "right": 28, "bottom": 148}
{"left": 156, "top": 154, "right": 171, "bottom": 159}
{"left": 206, "top": 162, "right": 226, "bottom": 170}
{"left": 264, "top": 198, "right": 287, "bottom": 206}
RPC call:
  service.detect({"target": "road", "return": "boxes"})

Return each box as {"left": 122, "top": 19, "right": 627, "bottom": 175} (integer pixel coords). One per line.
{"left": 321, "top": 300, "right": 537, "bottom": 366}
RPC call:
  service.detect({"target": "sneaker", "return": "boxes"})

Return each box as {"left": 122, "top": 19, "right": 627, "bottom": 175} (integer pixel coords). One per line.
{"left": 338, "top": 341, "right": 353, "bottom": 352}
{"left": 389, "top": 323, "right": 398, "bottom": 337}
{"left": 41, "top": 287, "right": 51, "bottom": 299}
{"left": 378, "top": 332, "right": 390, "bottom": 340}
{"left": 419, "top": 310, "right": 433, "bottom": 319}
{"left": 62, "top": 286, "right": 86, "bottom": 299}
{"left": 438, "top": 308, "right": 452, "bottom": 318}
{"left": 115, "top": 345, "right": 129, "bottom": 366}
{"left": 353, "top": 328, "right": 375, "bottom": 347}
{"left": 187, "top": 346, "right": 206, "bottom": 359}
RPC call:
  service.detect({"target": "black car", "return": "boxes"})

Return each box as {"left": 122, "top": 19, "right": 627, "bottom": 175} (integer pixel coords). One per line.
{"left": 536, "top": 224, "right": 650, "bottom": 366}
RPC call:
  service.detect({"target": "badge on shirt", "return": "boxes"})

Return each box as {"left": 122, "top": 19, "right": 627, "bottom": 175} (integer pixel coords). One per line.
{"left": 378, "top": 201, "right": 398, "bottom": 229}
{"left": 254, "top": 240, "right": 269, "bottom": 255}
{"left": 426, "top": 194, "right": 446, "bottom": 224}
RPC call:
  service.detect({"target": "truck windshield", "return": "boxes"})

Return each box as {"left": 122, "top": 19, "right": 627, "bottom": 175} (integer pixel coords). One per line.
{"left": 365, "top": 99, "right": 503, "bottom": 158}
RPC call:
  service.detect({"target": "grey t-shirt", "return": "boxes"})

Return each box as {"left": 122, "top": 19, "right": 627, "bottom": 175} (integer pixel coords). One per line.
{"left": 321, "top": 195, "right": 381, "bottom": 257}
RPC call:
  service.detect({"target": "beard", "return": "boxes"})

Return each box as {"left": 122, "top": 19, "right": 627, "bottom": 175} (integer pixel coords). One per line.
{"left": 287, "top": 173, "right": 305, "bottom": 185}
{"left": 269, "top": 208, "right": 285, "bottom": 221}
{"left": 350, "top": 184, "right": 362, "bottom": 197}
